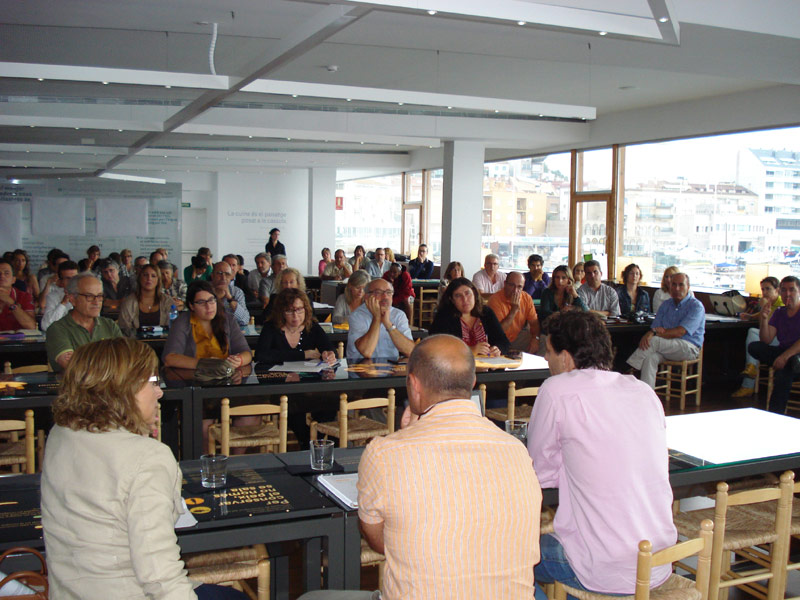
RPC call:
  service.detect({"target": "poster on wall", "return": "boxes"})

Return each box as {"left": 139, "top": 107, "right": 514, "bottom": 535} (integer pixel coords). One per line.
{"left": 0, "top": 202, "right": 22, "bottom": 249}
{"left": 31, "top": 197, "right": 86, "bottom": 237}
{"left": 96, "top": 198, "right": 149, "bottom": 237}
{"left": 0, "top": 180, "right": 181, "bottom": 270}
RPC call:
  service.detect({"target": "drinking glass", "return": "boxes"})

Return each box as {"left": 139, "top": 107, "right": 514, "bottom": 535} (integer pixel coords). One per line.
{"left": 200, "top": 454, "right": 228, "bottom": 488}
{"left": 310, "top": 439, "right": 335, "bottom": 470}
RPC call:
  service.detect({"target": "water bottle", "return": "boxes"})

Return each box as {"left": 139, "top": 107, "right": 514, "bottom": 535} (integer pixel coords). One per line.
{"left": 169, "top": 304, "right": 179, "bottom": 328}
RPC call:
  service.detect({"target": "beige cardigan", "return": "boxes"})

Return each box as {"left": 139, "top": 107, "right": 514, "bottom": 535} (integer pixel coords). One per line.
{"left": 118, "top": 294, "right": 174, "bottom": 336}
{"left": 41, "top": 426, "right": 198, "bottom": 600}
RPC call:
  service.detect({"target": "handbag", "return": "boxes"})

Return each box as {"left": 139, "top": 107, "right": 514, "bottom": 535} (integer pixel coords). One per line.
{"left": 194, "top": 358, "right": 233, "bottom": 383}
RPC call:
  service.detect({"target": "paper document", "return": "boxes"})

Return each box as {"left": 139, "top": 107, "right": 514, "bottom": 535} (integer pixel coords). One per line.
{"left": 269, "top": 360, "right": 340, "bottom": 373}
{"left": 318, "top": 473, "right": 359, "bottom": 509}
{"left": 313, "top": 302, "right": 333, "bottom": 309}
{"left": 175, "top": 498, "right": 198, "bottom": 529}
{"left": 509, "top": 352, "right": 550, "bottom": 371}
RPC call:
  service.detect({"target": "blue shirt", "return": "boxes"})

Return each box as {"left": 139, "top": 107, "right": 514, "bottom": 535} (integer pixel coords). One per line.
{"left": 523, "top": 272, "right": 550, "bottom": 299}
{"left": 346, "top": 304, "right": 412, "bottom": 360}
{"left": 652, "top": 294, "right": 705, "bottom": 348}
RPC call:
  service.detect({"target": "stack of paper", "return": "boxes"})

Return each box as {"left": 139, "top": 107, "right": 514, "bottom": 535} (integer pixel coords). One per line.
{"left": 318, "top": 473, "right": 359, "bottom": 509}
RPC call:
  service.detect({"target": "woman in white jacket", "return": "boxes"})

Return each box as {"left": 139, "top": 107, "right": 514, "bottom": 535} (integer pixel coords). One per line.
{"left": 41, "top": 337, "right": 245, "bottom": 600}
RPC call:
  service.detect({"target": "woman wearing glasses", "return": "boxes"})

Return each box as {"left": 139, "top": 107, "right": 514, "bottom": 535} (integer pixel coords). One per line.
{"left": 41, "top": 337, "right": 246, "bottom": 600}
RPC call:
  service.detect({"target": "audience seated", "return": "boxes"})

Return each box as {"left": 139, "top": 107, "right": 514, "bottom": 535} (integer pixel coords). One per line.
{"left": 0, "top": 258, "right": 36, "bottom": 331}
{"left": 348, "top": 245, "right": 367, "bottom": 272}
{"left": 346, "top": 278, "right": 414, "bottom": 360}
{"left": 149, "top": 250, "right": 165, "bottom": 266}
{"left": 86, "top": 245, "right": 101, "bottom": 273}
{"left": 265, "top": 227, "right": 286, "bottom": 258}
{"left": 158, "top": 260, "right": 186, "bottom": 308}
{"left": 472, "top": 253, "right": 506, "bottom": 299}
{"left": 382, "top": 262, "right": 415, "bottom": 319}
{"left": 259, "top": 254, "right": 287, "bottom": 307}
{"left": 431, "top": 277, "right": 509, "bottom": 357}
{"left": 522, "top": 253, "right": 549, "bottom": 300}
{"left": 577, "top": 259, "right": 620, "bottom": 316}
{"left": 46, "top": 272, "right": 123, "bottom": 371}
{"left": 133, "top": 255, "right": 148, "bottom": 276}
{"left": 747, "top": 275, "right": 800, "bottom": 414}
{"left": 571, "top": 262, "right": 584, "bottom": 290}
{"left": 99, "top": 258, "right": 133, "bottom": 312}
{"left": 627, "top": 273, "right": 704, "bottom": 388}
{"left": 652, "top": 265, "right": 679, "bottom": 313}
{"left": 11, "top": 249, "right": 40, "bottom": 299}
{"left": 318, "top": 247, "right": 332, "bottom": 276}
{"left": 247, "top": 252, "right": 271, "bottom": 300}
{"left": 384, "top": 247, "right": 395, "bottom": 263}
{"left": 616, "top": 262, "right": 650, "bottom": 315}
{"left": 118, "top": 249, "right": 134, "bottom": 278}
{"left": 37, "top": 252, "right": 69, "bottom": 311}
{"left": 119, "top": 264, "right": 173, "bottom": 336}
{"left": 528, "top": 311, "right": 676, "bottom": 595}
{"left": 365, "top": 247, "right": 390, "bottom": 279}
{"left": 438, "top": 260, "right": 463, "bottom": 301}
{"left": 538, "top": 265, "right": 587, "bottom": 322}
{"left": 37, "top": 248, "right": 67, "bottom": 286}
{"left": 322, "top": 249, "right": 353, "bottom": 281}
{"left": 210, "top": 261, "right": 250, "bottom": 327}
{"left": 40, "top": 260, "right": 79, "bottom": 331}
{"left": 183, "top": 247, "right": 213, "bottom": 283}
{"left": 734, "top": 276, "right": 782, "bottom": 397}
{"left": 332, "top": 270, "right": 370, "bottom": 325}
{"left": 356, "top": 335, "right": 541, "bottom": 600}
{"left": 488, "top": 271, "right": 540, "bottom": 353}
{"left": 406, "top": 244, "right": 434, "bottom": 279}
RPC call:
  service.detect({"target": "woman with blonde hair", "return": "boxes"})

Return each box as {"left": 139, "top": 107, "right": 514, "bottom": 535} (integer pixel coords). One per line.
{"left": 41, "top": 337, "right": 245, "bottom": 599}
{"left": 119, "top": 263, "right": 173, "bottom": 336}
{"left": 652, "top": 266, "right": 679, "bottom": 313}
{"left": 333, "top": 269, "right": 370, "bottom": 325}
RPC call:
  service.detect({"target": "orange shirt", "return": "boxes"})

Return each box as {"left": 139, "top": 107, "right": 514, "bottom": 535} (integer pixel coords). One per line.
{"left": 488, "top": 290, "right": 539, "bottom": 342}
{"left": 358, "top": 400, "right": 541, "bottom": 600}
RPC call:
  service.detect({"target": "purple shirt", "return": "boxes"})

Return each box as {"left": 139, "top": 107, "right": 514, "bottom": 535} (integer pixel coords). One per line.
{"left": 523, "top": 272, "right": 550, "bottom": 299}
{"left": 769, "top": 306, "right": 800, "bottom": 350}
{"left": 528, "top": 369, "right": 677, "bottom": 593}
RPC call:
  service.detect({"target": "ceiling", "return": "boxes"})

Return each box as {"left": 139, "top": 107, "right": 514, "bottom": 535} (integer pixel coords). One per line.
{"left": 0, "top": 0, "right": 798, "bottom": 181}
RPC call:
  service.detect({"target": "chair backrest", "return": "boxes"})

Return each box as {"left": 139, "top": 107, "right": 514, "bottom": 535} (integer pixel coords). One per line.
{"left": 4, "top": 361, "right": 51, "bottom": 374}
{"left": 709, "top": 471, "right": 794, "bottom": 600}
{"left": 337, "top": 341, "right": 344, "bottom": 360}
{"left": 338, "top": 390, "right": 395, "bottom": 446}
{"left": 221, "top": 396, "right": 288, "bottom": 454}
{"left": 507, "top": 381, "right": 540, "bottom": 421}
{"left": 0, "top": 411, "right": 35, "bottom": 474}
{"left": 634, "top": 519, "right": 714, "bottom": 600}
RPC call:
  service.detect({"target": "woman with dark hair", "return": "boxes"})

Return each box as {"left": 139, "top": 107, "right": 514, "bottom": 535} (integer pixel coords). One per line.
{"left": 255, "top": 288, "right": 335, "bottom": 365}
{"left": 430, "top": 277, "right": 509, "bottom": 357}
{"left": 538, "top": 265, "right": 587, "bottom": 321}
{"left": 11, "top": 248, "right": 40, "bottom": 298}
{"left": 183, "top": 248, "right": 213, "bottom": 284}
{"left": 349, "top": 245, "right": 366, "bottom": 271}
{"left": 86, "top": 244, "right": 101, "bottom": 272}
{"left": 41, "top": 337, "right": 246, "bottom": 599}
{"left": 119, "top": 263, "right": 173, "bottom": 336}
{"left": 318, "top": 247, "right": 332, "bottom": 276}
{"left": 438, "top": 260, "right": 464, "bottom": 301}
{"left": 265, "top": 227, "right": 286, "bottom": 258}
{"left": 0, "top": 258, "right": 36, "bottom": 330}
{"left": 617, "top": 263, "right": 650, "bottom": 315}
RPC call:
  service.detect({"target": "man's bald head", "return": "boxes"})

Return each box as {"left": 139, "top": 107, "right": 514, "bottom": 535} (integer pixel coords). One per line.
{"left": 407, "top": 335, "right": 476, "bottom": 412}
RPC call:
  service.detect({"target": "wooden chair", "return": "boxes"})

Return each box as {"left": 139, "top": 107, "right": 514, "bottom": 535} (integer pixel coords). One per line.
{"left": 360, "top": 538, "right": 386, "bottom": 593}
{"left": 0, "top": 410, "right": 35, "bottom": 474}
{"left": 761, "top": 369, "right": 800, "bottom": 415}
{"left": 0, "top": 546, "right": 48, "bottom": 600}
{"left": 484, "top": 381, "right": 540, "bottom": 423}
{"left": 310, "top": 391, "right": 395, "bottom": 448}
{"left": 552, "top": 519, "right": 714, "bottom": 600}
{"left": 208, "top": 397, "right": 288, "bottom": 456}
{"left": 336, "top": 341, "right": 344, "bottom": 360}
{"left": 672, "top": 471, "right": 794, "bottom": 600}
{"left": 415, "top": 287, "right": 439, "bottom": 328}
{"left": 3, "top": 361, "right": 52, "bottom": 374}
{"left": 184, "top": 544, "right": 270, "bottom": 600}
{"left": 654, "top": 346, "right": 703, "bottom": 411}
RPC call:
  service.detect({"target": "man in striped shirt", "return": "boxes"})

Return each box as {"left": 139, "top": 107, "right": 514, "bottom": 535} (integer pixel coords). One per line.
{"left": 357, "top": 335, "right": 542, "bottom": 599}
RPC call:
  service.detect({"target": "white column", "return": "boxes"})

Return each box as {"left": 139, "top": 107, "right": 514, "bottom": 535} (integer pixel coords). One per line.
{"left": 308, "top": 167, "right": 337, "bottom": 275}
{"left": 441, "top": 141, "right": 485, "bottom": 277}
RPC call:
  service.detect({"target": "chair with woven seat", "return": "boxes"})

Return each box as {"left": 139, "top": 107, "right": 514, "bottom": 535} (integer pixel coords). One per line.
{"left": 4, "top": 361, "right": 52, "bottom": 374}
{"left": 672, "top": 471, "right": 794, "bottom": 600}
{"left": 552, "top": 519, "right": 714, "bottom": 600}
{"left": 310, "top": 390, "right": 395, "bottom": 448}
{"left": 415, "top": 287, "right": 438, "bottom": 328}
{"left": 184, "top": 544, "right": 270, "bottom": 600}
{"left": 360, "top": 538, "right": 386, "bottom": 592}
{"left": 483, "top": 381, "right": 540, "bottom": 423}
{"left": 0, "top": 410, "right": 35, "bottom": 475}
{"left": 654, "top": 347, "right": 703, "bottom": 411}
{"left": 208, "top": 397, "right": 288, "bottom": 456}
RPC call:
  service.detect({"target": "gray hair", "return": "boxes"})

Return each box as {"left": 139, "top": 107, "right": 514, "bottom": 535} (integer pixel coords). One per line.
{"left": 157, "top": 260, "right": 173, "bottom": 273}
{"left": 272, "top": 254, "right": 287, "bottom": 263}
{"left": 66, "top": 271, "right": 101, "bottom": 295}
{"left": 255, "top": 252, "right": 270, "bottom": 263}
{"left": 485, "top": 253, "right": 499, "bottom": 263}
{"left": 345, "top": 270, "right": 371, "bottom": 303}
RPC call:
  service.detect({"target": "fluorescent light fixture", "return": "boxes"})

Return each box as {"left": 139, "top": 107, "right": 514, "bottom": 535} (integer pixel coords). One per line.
{"left": 98, "top": 173, "right": 166, "bottom": 184}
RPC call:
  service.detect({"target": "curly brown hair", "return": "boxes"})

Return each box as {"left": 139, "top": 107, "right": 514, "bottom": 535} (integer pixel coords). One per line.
{"left": 268, "top": 288, "right": 314, "bottom": 332}
{"left": 53, "top": 337, "right": 158, "bottom": 435}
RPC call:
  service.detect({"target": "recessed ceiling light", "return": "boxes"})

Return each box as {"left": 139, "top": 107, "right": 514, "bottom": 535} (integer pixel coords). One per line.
{"left": 29, "top": 125, "right": 35, "bottom": 128}
{"left": 102, "top": 81, "right": 109, "bottom": 85}
{"left": 74, "top": 127, "right": 80, "bottom": 130}
{"left": 494, "top": 109, "right": 499, "bottom": 113}
{"left": 292, "top": 94, "right": 298, "bottom": 98}
{"left": 360, "top": 141, "right": 364, "bottom": 145}
{"left": 287, "top": 137, "right": 292, "bottom": 141}
{"left": 248, "top": 135, "right": 253, "bottom": 138}
{"left": 165, "top": 85, "right": 172, "bottom": 89}
{"left": 37, "top": 78, "right": 44, "bottom": 82}
{"left": 538, "top": 114, "right": 543, "bottom": 117}
{"left": 118, "top": 129, "right": 123, "bottom": 132}
{"left": 398, "top": 102, "right": 404, "bottom": 106}
{"left": 517, "top": 20, "right": 526, "bottom": 26}
{"left": 427, "top": 10, "right": 437, "bottom": 15}
{"left": 346, "top": 98, "right": 352, "bottom": 102}
{"left": 599, "top": 31, "right": 607, "bottom": 36}
{"left": 658, "top": 17, "right": 669, "bottom": 23}
{"left": 447, "top": 106, "right": 453, "bottom": 109}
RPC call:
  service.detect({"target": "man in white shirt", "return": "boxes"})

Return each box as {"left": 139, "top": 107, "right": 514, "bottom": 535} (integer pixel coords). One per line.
{"left": 577, "top": 260, "right": 620, "bottom": 316}
{"left": 40, "top": 260, "right": 79, "bottom": 332}
{"left": 246, "top": 252, "right": 271, "bottom": 300}
{"left": 259, "top": 254, "right": 287, "bottom": 307}
{"left": 322, "top": 249, "right": 354, "bottom": 281}
{"left": 472, "top": 253, "right": 506, "bottom": 299}
{"left": 365, "top": 247, "right": 390, "bottom": 279}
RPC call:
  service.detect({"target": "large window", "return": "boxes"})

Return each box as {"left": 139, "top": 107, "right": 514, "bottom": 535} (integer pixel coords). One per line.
{"left": 621, "top": 126, "right": 800, "bottom": 290}
{"left": 335, "top": 175, "right": 402, "bottom": 254}
{"left": 481, "top": 154, "right": 571, "bottom": 272}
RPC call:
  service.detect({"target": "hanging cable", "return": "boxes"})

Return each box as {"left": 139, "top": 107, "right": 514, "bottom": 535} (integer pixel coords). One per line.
{"left": 208, "top": 22, "right": 218, "bottom": 76}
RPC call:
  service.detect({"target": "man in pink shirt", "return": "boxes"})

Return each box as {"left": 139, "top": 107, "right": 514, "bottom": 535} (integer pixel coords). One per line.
{"left": 528, "top": 311, "right": 676, "bottom": 595}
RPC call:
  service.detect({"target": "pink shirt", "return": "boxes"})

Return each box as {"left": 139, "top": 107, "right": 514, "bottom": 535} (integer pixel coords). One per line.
{"left": 527, "top": 369, "right": 677, "bottom": 593}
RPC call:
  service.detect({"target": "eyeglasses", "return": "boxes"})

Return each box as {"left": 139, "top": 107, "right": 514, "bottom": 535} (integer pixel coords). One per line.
{"left": 193, "top": 297, "right": 217, "bottom": 306}
{"left": 367, "top": 289, "right": 393, "bottom": 296}
{"left": 284, "top": 307, "right": 305, "bottom": 315}
{"left": 148, "top": 375, "right": 163, "bottom": 387}
{"left": 76, "top": 293, "right": 104, "bottom": 302}
{"left": 213, "top": 271, "right": 232, "bottom": 277}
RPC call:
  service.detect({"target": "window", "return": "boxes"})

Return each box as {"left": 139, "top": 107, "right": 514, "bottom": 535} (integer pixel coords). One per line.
{"left": 335, "top": 174, "right": 402, "bottom": 253}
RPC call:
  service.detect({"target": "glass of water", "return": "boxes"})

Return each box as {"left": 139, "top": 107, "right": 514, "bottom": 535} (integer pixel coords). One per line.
{"left": 310, "top": 439, "right": 335, "bottom": 470}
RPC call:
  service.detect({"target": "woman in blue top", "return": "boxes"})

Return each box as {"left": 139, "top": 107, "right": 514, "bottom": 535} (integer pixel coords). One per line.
{"left": 617, "top": 263, "right": 651, "bottom": 315}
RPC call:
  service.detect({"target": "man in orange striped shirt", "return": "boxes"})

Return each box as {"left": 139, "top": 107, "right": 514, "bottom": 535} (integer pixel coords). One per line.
{"left": 357, "top": 335, "right": 542, "bottom": 599}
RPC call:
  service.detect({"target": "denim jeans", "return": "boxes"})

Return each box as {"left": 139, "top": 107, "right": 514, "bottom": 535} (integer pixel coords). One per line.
{"left": 748, "top": 341, "right": 797, "bottom": 414}
{"left": 196, "top": 583, "right": 249, "bottom": 600}
{"left": 534, "top": 534, "right": 588, "bottom": 600}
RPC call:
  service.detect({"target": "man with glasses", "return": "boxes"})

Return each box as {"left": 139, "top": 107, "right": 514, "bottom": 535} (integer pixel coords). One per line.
{"left": 46, "top": 272, "right": 122, "bottom": 370}
{"left": 365, "top": 247, "right": 391, "bottom": 279}
{"left": 211, "top": 261, "right": 250, "bottom": 327}
{"left": 472, "top": 253, "right": 506, "bottom": 299}
{"left": 347, "top": 278, "right": 414, "bottom": 360}
{"left": 488, "top": 271, "right": 540, "bottom": 353}
{"left": 407, "top": 243, "right": 434, "bottom": 279}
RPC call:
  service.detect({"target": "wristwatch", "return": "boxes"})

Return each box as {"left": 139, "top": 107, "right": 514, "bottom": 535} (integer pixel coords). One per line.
{"left": 8, "top": 303, "right": 18, "bottom": 311}
{"left": 388, "top": 324, "right": 397, "bottom": 331}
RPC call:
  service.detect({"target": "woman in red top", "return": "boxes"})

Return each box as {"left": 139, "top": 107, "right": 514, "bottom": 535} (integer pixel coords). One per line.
{"left": 383, "top": 262, "right": 415, "bottom": 320}
{"left": 0, "top": 259, "right": 36, "bottom": 330}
